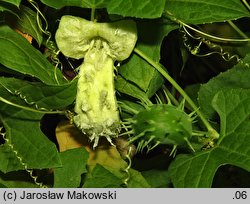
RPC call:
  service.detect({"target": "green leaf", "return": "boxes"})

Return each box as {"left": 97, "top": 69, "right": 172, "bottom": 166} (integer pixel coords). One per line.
{"left": 0, "top": 77, "right": 77, "bottom": 110}
{"left": 41, "top": 0, "right": 108, "bottom": 9}
{"left": 0, "top": 183, "right": 7, "bottom": 188}
{"left": 0, "top": 111, "right": 62, "bottom": 172}
{"left": 54, "top": 148, "right": 89, "bottom": 188}
{"left": 135, "top": 19, "right": 175, "bottom": 68}
{"left": 83, "top": 164, "right": 123, "bottom": 188}
{"left": 0, "top": 79, "right": 72, "bottom": 172}
{"left": 107, "top": 0, "right": 166, "bottom": 19}
{"left": 0, "top": 110, "right": 62, "bottom": 172}
{"left": 212, "top": 89, "right": 250, "bottom": 142}
{"left": 0, "top": 1, "right": 19, "bottom": 15}
{"left": 118, "top": 20, "right": 176, "bottom": 98}
{"left": 169, "top": 88, "right": 250, "bottom": 187}
{"left": 0, "top": 171, "right": 39, "bottom": 188}
{"left": 0, "top": 0, "right": 21, "bottom": 7}
{"left": 0, "top": 91, "right": 62, "bottom": 172}
{"left": 0, "top": 145, "right": 23, "bottom": 171}
{"left": 119, "top": 54, "right": 163, "bottom": 96}
{"left": 141, "top": 169, "right": 171, "bottom": 188}
{"left": 87, "top": 145, "right": 150, "bottom": 187}
{"left": 41, "top": 0, "right": 166, "bottom": 18}
{"left": 115, "top": 75, "right": 149, "bottom": 102}
{"left": 0, "top": 64, "right": 23, "bottom": 76}
{"left": 0, "top": 25, "right": 65, "bottom": 85}
{"left": 127, "top": 169, "right": 151, "bottom": 188}
{"left": 5, "top": 5, "right": 43, "bottom": 45}
{"left": 184, "top": 84, "right": 200, "bottom": 106}
{"left": 165, "top": 0, "right": 250, "bottom": 24}
{"left": 198, "top": 54, "right": 250, "bottom": 119}
{"left": 0, "top": 77, "right": 75, "bottom": 177}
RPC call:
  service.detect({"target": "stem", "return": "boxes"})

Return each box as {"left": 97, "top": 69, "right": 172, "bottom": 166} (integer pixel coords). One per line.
{"left": 91, "top": 8, "right": 96, "bottom": 22}
{"left": 182, "top": 22, "right": 250, "bottom": 43}
{"left": 134, "top": 48, "right": 219, "bottom": 139}
{"left": 28, "top": 0, "right": 49, "bottom": 36}
{"left": 228, "top": 20, "right": 249, "bottom": 39}
{"left": 28, "top": 0, "right": 60, "bottom": 85}
{"left": 0, "top": 96, "right": 65, "bottom": 114}
{"left": 164, "top": 12, "right": 250, "bottom": 44}
{"left": 242, "top": 0, "right": 250, "bottom": 11}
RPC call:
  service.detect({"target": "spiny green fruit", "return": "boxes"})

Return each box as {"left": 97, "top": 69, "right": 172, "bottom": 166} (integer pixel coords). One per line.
{"left": 130, "top": 104, "right": 193, "bottom": 152}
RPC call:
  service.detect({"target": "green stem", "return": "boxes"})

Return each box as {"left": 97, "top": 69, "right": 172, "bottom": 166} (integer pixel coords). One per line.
{"left": 182, "top": 22, "right": 250, "bottom": 43}
{"left": 28, "top": 0, "right": 49, "bottom": 35}
{"left": 0, "top": 96, "right": 65, "bottom": 115}
{"left": 228, "top": 20, "right": 249, "bottom": 39}
{"left": 28, "top": 0, "right": 60, "bottom": 85}
{"left": 242, "top": 0, "right": 250, "bottom": 11}
{"left": 164, "top": 12, "right": 250, "bottom": 44}
{"left": 91, "top": 8, "right": 96, "bottom": 22}
{"left": 134, "top": 48, "right": 219, "bottom": 139}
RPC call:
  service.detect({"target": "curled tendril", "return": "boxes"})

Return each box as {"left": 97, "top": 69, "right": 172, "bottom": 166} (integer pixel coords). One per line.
{"left": 9, "top": 89, "right": 51, "bottom": 111}
{"left": 179, "top": 25, "right": 250, "bottom": 68}
{"left": 122, "top": 147, "right": 133, "bottom": 186}
{"left": 0, "top": 126, "right": 47, "bottom": 188}
{"left": 164, "top": 11, "right": 250, "bottom": 68}
{"left": 1, "top": 84, "right": 58, "bottom": 113}
{"left": 0, "top": 82, "right": 67, "bottom": 114}
{"left": 27, "top": 0, "right": 62, "bottom": 84}
{"left": 65, "top": 110, "right": 75, "bottom": 124}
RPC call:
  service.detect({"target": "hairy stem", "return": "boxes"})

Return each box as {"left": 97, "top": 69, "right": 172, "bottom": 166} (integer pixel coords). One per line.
{"left": 134, "top": 48, "right": 219, "bottom": 139}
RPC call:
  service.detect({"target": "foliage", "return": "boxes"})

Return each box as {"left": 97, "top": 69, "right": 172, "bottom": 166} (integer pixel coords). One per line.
{"left": 0, "top": 0, "right": 250, "bottom": 188}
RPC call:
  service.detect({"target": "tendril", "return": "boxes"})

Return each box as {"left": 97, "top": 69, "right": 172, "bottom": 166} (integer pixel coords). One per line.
{"left": 65, "top": 110, "right": 75, "bottom": 124}
{"left": 0, "top": 83, "right": 64, "bottom": 114}
{"left": 180, "top": 25, "right": 250, "bottom": 68}
{"left": 0, "top": 126, "right": 47, "bottom": 188}
{"left": 164, "top": 11, "right": 250, "bottom": 68}
{"left": 164, "top": 10, "right": 250, "bottom": 68}
{"left": 27, "top": 0, "right": 62, "bottom": 84}
{"left": 122, "top": 147, "right": 133, "bottom": 186}
{"left": 9, "top": 89, "right": 50, "bottom": 111}
{"left": 0, "top": 96, "right": 65, "bottom": 114}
